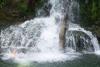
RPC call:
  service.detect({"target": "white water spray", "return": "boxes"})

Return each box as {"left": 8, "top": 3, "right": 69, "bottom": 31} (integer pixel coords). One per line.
{"left": 0, "top": 0, "right": 100, "bottom": 63}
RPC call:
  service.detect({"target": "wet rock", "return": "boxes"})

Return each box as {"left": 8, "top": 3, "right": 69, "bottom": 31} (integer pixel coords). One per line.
{"left": 97, "top": 35, "right": 100, "bottom": 44}
{"left": 65, "top": 31, "right": 95, "bottom": 52}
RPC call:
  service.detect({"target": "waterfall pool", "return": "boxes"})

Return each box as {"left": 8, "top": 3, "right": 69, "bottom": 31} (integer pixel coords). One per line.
{"left": 0, "top": 54, "right": 100, "bottom": 67}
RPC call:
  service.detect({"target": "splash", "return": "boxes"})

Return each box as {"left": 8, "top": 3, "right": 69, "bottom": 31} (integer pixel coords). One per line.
{"left": 0, "top": 0, "right": 100, "bottom": 63}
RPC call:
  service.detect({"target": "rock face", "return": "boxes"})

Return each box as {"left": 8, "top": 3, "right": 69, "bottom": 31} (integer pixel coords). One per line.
{"left": 59, "top": 16, "right": 67, "bottom": 50}
{"left": 97, "top": 35, "right": 100, "bottom": 44}
{"left": 59, "top": 20, "right": 66, "bottom": 49}
{"left": 65, "top": 31, "right": 94, "bottom": 52}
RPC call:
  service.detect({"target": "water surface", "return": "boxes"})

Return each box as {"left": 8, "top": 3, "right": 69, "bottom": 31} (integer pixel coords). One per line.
{"left": 0, "top": 54, "right": 100, "bottom": 67}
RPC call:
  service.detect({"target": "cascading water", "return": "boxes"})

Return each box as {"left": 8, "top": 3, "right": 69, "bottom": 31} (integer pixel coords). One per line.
{"left": 64, "top": 0, "right": 100, "bottom": 53}
{"left": 0, "top": 0, "right": 100, "bottom": 63}
{"left": 66, "top": 23, "right": 100, "bottom": 52}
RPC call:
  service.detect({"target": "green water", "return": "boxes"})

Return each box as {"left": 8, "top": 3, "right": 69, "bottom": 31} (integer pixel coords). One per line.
{"left": 0, "top": 54, "right": 100, "bottom": 67}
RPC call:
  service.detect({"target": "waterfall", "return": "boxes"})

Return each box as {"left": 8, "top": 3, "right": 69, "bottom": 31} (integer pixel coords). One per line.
{"left": 0, "top": 0, "right": 100, "bottom": 63}
{"left": 66, "top": 23, "right": 100, "bottom": 52}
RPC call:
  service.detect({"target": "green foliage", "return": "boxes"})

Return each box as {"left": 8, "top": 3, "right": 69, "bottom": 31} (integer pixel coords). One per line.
{"left": 79, "top": 0, "right": 100, "bottom": 27}
{"left": 0, "top": 0, "right": 47, "bottom": 17}
{"left": 17, "top": 0, "right": 46, "bottom": 16}
{"left": 91, "top": 0, "right": 98, "bottom": 21}
{"left": 35, "top": 0, "right": 46, "bottom": 8}
{"left": 17, "top": 0, "right": 28, "bottom": 15}
{"left": 0, "top": 0, "right": 6, "bottom": 8}
{"left": 0, "top": 0, "right": 47, "bottom": 24}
